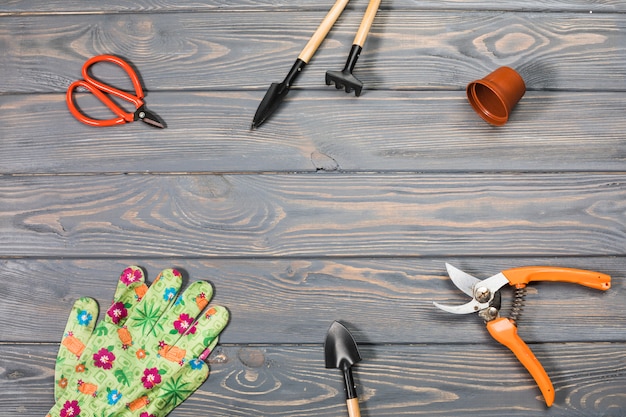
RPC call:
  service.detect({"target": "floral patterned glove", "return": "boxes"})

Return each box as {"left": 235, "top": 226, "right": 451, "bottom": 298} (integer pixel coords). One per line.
{"left": 48, "top": 266, "right": 229, "bottom": 417}
{"left": 55, "top": 297, "right": 99, "bottom": 401}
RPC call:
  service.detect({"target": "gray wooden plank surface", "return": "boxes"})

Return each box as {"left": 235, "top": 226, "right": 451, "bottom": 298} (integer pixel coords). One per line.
{"left": 1, "top": 343, "right": 625, "bottom": 417}
{"left": 2, "top": 258, "right": 624, "bottom": 344}
{"left": 1, "top": 11, "right": 624, "bottom": 94}
{"left": 2, "top": 0, "right": 624, "bottom": 13}
{"left": 1, "top": 0, "right": 624, "bottom": 415}
{"left": 2, "top": 173, "right": 625, "bottom": 258}
{"left": 2, "top": 91, "right": 626, "bottom": 173}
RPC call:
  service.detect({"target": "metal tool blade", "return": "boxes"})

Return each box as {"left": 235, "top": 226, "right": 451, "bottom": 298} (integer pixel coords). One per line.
{"left": 445, "top": 263, "right": 480, "bottom": 297}
{"left": 475, "top": 272, "right": 510, "bottom": 296}
{"left": 324, "top": 320, "right": 362, "bottom": 409}
{"left": 251, "top": 59, "right": 306, "bottom": 129}
{"left": 251, "top": 82, "right": 288, "bottom": 129}
{"left": 433, "top": 272, "right": 510, "bottom": 315}
{"left": 433, "top": 299, "right": 482, "bottom": 315}
{"left": 137, "top": 107, "right": 166, "bottom": 128}
{"left": 325, "top": 321, "right": 362, "bottom": 369}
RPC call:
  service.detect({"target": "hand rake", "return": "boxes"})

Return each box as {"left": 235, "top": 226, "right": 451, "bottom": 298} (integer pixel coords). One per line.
{"left": 325, "top": 0, "right": 381, "bottom": 96}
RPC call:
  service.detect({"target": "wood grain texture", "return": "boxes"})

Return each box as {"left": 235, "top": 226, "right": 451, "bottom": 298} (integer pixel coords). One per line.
{"left": 1, "top": 258, "right": 624, "bottom": 344}
{"left": 1, "top": 173, "right": 626, "bottom": 258}
{"left": 1, "top": 11, "right": 624, "bottom": 94}
{"left": 1, "top": 343, "right": 624, "bottom": 416}
{"left": 2, "top": 91, "right": 626, "bottom": 174}
{"left": 1, "top": 0, "right": 624, "bottom": 414}
{"left": 2, "top": 0, "right": 625, "bottom": 13}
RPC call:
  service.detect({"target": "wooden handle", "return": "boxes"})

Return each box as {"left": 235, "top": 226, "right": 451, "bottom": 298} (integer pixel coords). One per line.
{"left": 298, "top": 0, "right": 350, "bottom": 63}
{"left": 353, "top": 0, "right": 382, "bottom": 46}
{"left": 487, "top": 317, "right": 555, "bottom": 407}
{"left": 346, "top": 397, "right": 361, "bottom": 417}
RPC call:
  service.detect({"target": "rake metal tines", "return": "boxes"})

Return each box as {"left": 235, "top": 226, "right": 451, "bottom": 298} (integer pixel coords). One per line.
{"left": 325, "top": 45, "right": 364, "bottom": 96}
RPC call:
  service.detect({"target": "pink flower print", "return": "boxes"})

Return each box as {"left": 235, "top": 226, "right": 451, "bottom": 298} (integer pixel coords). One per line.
{"left": 93, "top": 347, "right": 116, "bottom": 370}
{"left": 140, "top": 413, "right": 156, "bottom": 417}
{"left": 107, "top": 301, "right": 127, "bottom": 324}
{"left": 120, "top": 267, "right": 142, "bottom": 286}
{"left": 173, "top": 313, "right": 197, "bottom": 335}
{"left": 60, "top": 400, "right": 81, "bottom": 417}
{"left": 141, "top": 367, "right": 162, "bottom": 389}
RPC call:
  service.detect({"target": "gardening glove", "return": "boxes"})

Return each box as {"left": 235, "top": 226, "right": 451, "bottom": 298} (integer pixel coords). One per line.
{"left": 55, "top": 267, "right": 223, "bottom": 417}
{"left": 48, "top": 266, "right": 229, "bottom": 417}
{"left": 55, "top": 266, "right": 147, "bottom": 400}
{"left": 55, "top": 297, "right": 99, "bottom": 400}
{"left": 56, "top": 300, "right": 219, "bottom": 417}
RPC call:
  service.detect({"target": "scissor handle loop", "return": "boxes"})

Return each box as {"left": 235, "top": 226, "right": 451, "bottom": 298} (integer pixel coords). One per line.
{"left": 82, "top": 55, "right": 145, "bottom": 105}
{"left": 67, "top": 54, "right": 145, "bottom": 127}
{"left": 66, "top": 80, "right": 131, "bottom": 127}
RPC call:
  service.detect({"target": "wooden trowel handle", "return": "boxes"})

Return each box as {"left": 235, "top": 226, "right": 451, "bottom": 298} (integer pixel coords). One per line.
{"left": 346, "top": 398, "right": 361, "bottom": 417}
{"left": 353, "top": 0, "right": 382, "bottom": 46}
{"left": 299, "top": 0, "right": 351, "bottom": 63}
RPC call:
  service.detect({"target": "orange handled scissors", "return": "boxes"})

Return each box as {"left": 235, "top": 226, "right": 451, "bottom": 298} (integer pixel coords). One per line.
{"left": 434, "top": 263, "right": 611, "bottom": 407}
{"left": 66, "top": 55, "right": 165, "bottom": 128}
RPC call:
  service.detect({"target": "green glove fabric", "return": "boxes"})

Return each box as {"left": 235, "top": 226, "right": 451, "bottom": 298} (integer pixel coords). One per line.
{"left": 56, "top": 296, "right": 217, "bottom": 417}
{"left": 55, "top": 305, "right": 220, "bottom": 416}
{"left": 54, "top": 267, "right": 222, "bottom": 417}
{"left": 48, "top": 266, "right": 229, "bottom": 417}
{"left": 55, "top": 296, "right": 99, "bottom": 401}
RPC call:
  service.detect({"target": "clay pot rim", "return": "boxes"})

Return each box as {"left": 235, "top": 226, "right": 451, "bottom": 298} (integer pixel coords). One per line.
{"left": 466, "top": 78, "right": 511, "bottom": 126}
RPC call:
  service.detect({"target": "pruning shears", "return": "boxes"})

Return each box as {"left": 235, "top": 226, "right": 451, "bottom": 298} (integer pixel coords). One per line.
{"left": 434, "top": 263, "right": 611, "bottom": 406}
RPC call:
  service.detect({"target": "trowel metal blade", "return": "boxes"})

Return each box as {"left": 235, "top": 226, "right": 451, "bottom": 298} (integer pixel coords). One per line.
{"left": 324, "top": 321, "right": 362, "bottom": 369}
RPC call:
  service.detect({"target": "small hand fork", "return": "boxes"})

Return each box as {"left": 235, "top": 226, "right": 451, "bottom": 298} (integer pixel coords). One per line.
{"left": 325, "top": 0, "right": 382, "bottom": 96}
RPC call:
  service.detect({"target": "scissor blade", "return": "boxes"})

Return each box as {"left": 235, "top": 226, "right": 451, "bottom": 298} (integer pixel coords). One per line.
{"left": 137, "top": 107, "right": 166, "bottom": 129}
{"left": 433, "top": 300, "right": 481, "bottom": 315}
{"left": 142, "top": 117, "right": 165, "bottom": 129}
{"left": 445, "top": 263, "right": 480, "bottom": 297}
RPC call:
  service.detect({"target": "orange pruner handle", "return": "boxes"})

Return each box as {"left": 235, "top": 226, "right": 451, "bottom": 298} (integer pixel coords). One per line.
{"left": 66, "top": 54, "right": 145, "bottom": 127}
{"left": 502, "top": 266, "right": 611, "bottom": 291}
{"left": 487, "top": 317, "right": 555, "bottom": 407}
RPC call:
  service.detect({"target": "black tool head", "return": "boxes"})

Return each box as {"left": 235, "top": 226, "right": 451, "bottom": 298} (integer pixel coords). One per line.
{"left": 325, "top": 44, "right": 365, "bottom": 96}
{"left": 325, "top": 70, "right": 364, "bottom": 97}
{"left": 251, "top": 82, "right": 289, "bottom": 129}
{"left": 136, "top": 106, "right": 166, "bottom": 129}
{"left": 324, "top": 321, "right": 362, "bottom": 370}
{"left": 251, "top": 59, "right": 307, "bottom": 129}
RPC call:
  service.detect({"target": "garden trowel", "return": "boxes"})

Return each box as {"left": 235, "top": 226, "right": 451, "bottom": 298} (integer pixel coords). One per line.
{"left": 324, "top": 321, "right": 362, "bottom": 417}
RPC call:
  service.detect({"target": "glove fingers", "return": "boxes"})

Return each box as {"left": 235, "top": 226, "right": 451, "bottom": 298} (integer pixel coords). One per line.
{"left": 55, "top": 297, "right": 99, "bottom": 401}
{"left": 175, "top": 305, "right": 229, "bottom": 362}
{"left": 105, "top": 266, "right": 147, "bottom": 327}
{"left": 200, "top": 336, "right": 220, "bottom": 361}
{"left": 158, "top": 280, "right": 214, "bottom": 347}
{"left": 114, "top": 266, "right": 146, "bottom": 299}
{"left": 119, "top": 358, "right": 210, "bottom": 417}
{"left": 48, "top": 268, "right": 225, "bottom": 417}
{"left": 125, "top": 269, "right": 183, "bottom": 339}
{"left": 148, "top": 358, "right": 210, "bottom": 414}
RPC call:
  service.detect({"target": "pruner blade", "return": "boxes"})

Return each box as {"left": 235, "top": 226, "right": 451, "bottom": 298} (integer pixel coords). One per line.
{"left": 433, "top": 263, "right": 484, "bottom": 314}
{"left": 434, "top": 264, "right": 508, "bottom": 315}
{"left": 445, "top": 263, "right": 480, "bottom": 296}
{"left": 433, "top": 299, "right": 482, "bottom": 315}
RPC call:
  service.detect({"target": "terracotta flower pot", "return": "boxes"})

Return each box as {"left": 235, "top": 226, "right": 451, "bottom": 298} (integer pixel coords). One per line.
{"left": 466, "top": 66, "right": 526, "bottom": 126}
